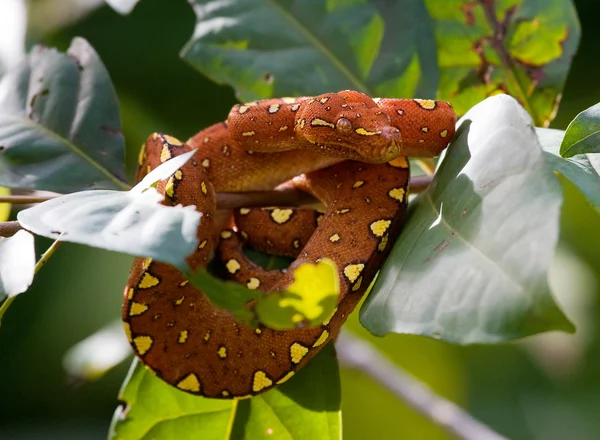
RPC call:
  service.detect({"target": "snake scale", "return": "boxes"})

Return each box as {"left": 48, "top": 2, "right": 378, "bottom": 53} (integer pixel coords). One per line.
{"left": 122, "top": 90, "right": 456, "bottom": 399}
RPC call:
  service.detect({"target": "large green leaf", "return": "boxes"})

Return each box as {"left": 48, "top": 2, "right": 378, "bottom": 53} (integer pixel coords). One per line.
{"left": 360, "top": 94, "right": 573, "bottom": 343}
{"left": 427, "top": 0, "right": 580, "bottom": 127}
{"left": 560, "top": 102, "right": 600, "bottom": 157}
{"left": 110, "top": 343, "right": 340, "bottom": 440}
{"left": 0, "top": 37, "right": 127, "bottom": 192}
{"left": 0, "top": 230, "right": 35, "bottom": 302}
{"left": 538, "top": 127, "right": 600, "bottom": 211}
{"left": 182, "top": 0, "right": 438, "bottom": 101}
{"left": 17, "top": 151, "right": 201, "bottom": 270}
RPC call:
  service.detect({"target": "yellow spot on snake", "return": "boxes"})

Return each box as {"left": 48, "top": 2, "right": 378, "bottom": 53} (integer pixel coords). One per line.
{"left": 440, "top": 129, "right": 448, "bottom": 138}
{"left": 268, "top": 103, "right": 280, "bottom": 113}
{"left": 201, "top": 181, "right": 208, "bottom": 195}
{"left": 238, "top": 105, "right": 251, "bottom": 114}
{"left": 421, "top": 126, "right": 429, "bottom": 133}
{"left": 239, "top": 208, "right": 250, "bottom": 215}
{"left": 133, "top": 336, "right": 153, "bottom": 355}
{"left": 137, "top": 145, "right": 146, "bottom": 165}
{"left": 201, "top": 158, "right": 210, "bottom": 168}
{"left": 178, "top": 330, "right": 188, "bottom": 343}
{"left": 290, "top": 343, "right": 309, "bottom": 364}
{"left": 165, "top": 176, "right": 175, "bottom": 198}
{"left": 163, "top": 135, "right": 182, "bottom": 146}
{"left": 127, "top": 287, "right": 134, "bottom": 300}
{"left": 319, "top": 97, "right": 329, "bottom": 104}
{"left": 218, "top": 345, "right": 227, "bottom": 359}
{"left": 419, "top": 139, "right": 425, "bottom": 143}
{"left": 177, "top": 373, "right": 201, "bottom": 393}
{"left": 138, "top": 272, "right": 159, "bottom": 289}
{"left": 160, "top": 145, "right": 171, "bottom": 163}
{"left": 282, "top": 97, "right": 296, "bottom": 104}
{"left": 370, "top": 219, "right": 391, "bottom": 237}
{"left": 344, "top": 263, "right": 365, "bottom": 283}
{"left": 353, "top": 181, "right": 364, "bottom": 188}
{"left": 204, "top": 331, "right": 211, "bottom": 342}
{"left": 179, "top": 280, "right": 189, "bottom": 287}
{"left": 123, "top": 322, "right": 132, "bottom": 341}
{"left": 293, "top": 239, "right": 301, "bottom": 249}
{"left": 313, "top": 329, "right": 329, "bottom": 348}
{"left": 198, "top": 239, "right": 208, "bottom": 249}
{"left": 311, "top": 118, "right": 335, "bottom": 128}
{"left": 329, "top": 233, "right": 340, "bottom": 243}
{"left": 355, "top": 127, "right": 381, "bottom": 136}
{"left": 414, "top": 99, "right": 436, "bottom": 110}
{"left": 277, "top": 371, "right": 295, "bottom": 384}
{"left": 174, "top": 170, "right": 183, "bottom": 180}
{"left": 291, "top": 103, "right": 301, "bottom": 112}
{"left": 242, "top": 131, "right": 255, "bottom": 137}
{"left": 389, "top": 156, "right": 409, "bottom": 168}
{"left": 220, "top": 230, "right": 233, "bottom": 239}
{"left": 352, "top": 276, "right": 363, "bottom": 292}
{"left": 336, "top": 208, "right": 351, "bottom": 214}
{"left": 378, "top": 234, "right": 389, "bottom": 252}
{"left": 221, "top": 390, "right": 230, "bottom": 397}
{"left": 255, "top": 328, "right": 262, "bottom": 335}
{"left": 175, "top": 296, "right": 185, "bottom": 306}
{"left": 129, "top": 302, "right": 148, "bottom": 316}
{"left": 388, "top": 187, "right": 406, "bottom": 202}
{"left": 143, "top": 258, "right": 152, "bottom": 269}
{"left": 271, "top": 208, "right": 293, "bottom": 224}
{"left": 226, "top": 259, "right": 241, "bottom": 274}
{"left": 397, "top": 109, "right": 404, "bottom": 115}
{"left": 279, "top": 125, "right": 288, "bottom": 132}
{"left": 247, "top": 277, "right": 260, "bottom": 290}
{"left": 252, "top": 371, "right": 273, "bottom": 393}
{"left": 203, "top": 136, "right": 210, "bottom": 144}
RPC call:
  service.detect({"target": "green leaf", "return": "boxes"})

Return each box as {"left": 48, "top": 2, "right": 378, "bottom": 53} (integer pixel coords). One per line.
{"left": 17, "top": 151, "right": 201, "bottom": 269}
{"left": 181, "top": 0, "right": 438, "bottom": 101}
{"left": 104, "top": 0, "right": 141, "bottom": 15}
{"left": 110, "top": 343, "right": 340, "bottom": 440}
{"left": 230, "top": 342, "right": 341, "bottom": 440}
{"left": 186, "top": 259, "right": 339, "bottom": 329}
{"left": 537, "top": 127, "right": 600, "bottom": 212}
{"left": 360, "top": 94, "right": 573, "bottom": 344}
{"left": 559, "top": 102, "right": 600, "bottom": 157}
{"left": 0, "top": 229, "right": 35, "bottom": 302}
{"left": 427, "top": 0, "right": 580, "bottom": 127}
{"left": 0, "top": 37, "right": 127, "bottom": 192}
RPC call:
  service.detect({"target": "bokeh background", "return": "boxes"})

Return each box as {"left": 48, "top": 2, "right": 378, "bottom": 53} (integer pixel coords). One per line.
{"left": 1, "top": 0, "right": 600, "bottom": 439}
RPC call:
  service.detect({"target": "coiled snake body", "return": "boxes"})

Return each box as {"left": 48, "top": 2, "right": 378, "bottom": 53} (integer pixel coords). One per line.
{"left": 123, "top": 90, "right": 456, "bottom": 399}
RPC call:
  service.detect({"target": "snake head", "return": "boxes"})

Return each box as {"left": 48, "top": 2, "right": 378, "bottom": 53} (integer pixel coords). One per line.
{"left": 295, "top": 90, "right": 402, "bottom": 163}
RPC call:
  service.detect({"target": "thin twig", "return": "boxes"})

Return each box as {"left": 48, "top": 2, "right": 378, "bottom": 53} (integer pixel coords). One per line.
{"left": 335, "top": 331, "right": 508, "bottom": 440}
{"left": 0, "top": 239, "right": 62, "bottom": 325}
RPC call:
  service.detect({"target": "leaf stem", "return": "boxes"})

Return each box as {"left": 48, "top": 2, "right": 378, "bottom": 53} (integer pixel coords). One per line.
{"left": 0, "top": 239, "right": 62, "bottom": 325}
{"left": 335, "top": 331, "right": 508, "bottom": 440}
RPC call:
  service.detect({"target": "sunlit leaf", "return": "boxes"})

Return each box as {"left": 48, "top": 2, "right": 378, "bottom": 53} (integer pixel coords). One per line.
{"left": 538, "top": 127, "right": 600, "bottom": 211}
{"left": 361, "top": 95, "right": 573, "bottom": 343}
{"left": 0, "top": 229, "right": 35, "bottom": 302}
{"left": 182, "top": 0, "right": 438, "bottom": 101}
{"left": 560, "top": 102, "right": 600, "bottom": 157}
{"left": 110, "top": 343, "right": 340, "bottom": 440}
{"left": 427, "top": 0, "right": 580, "bottom": 127}
{"left": 17, "top": 152, "right": 200, "bottom": 269}
{"left": 0, "top": 37, "right": 126, "bottom": 192}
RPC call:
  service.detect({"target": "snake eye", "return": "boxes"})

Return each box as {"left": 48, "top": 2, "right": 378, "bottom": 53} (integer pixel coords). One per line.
{"left": 336, "top": 117, "right": 352, "bottom": 134}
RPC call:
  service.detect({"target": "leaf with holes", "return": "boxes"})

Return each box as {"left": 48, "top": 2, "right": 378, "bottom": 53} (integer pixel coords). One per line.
{"left": 17, "top": 151, "right": 200, "bottom": 269}
{"left": 110, "top": 343, "right": 340, "bottom": 440}
{"left": 560, "top": 102, "right": 600, "bottom": 157}
{"left": 427, "top": 0, "right": 580, "bottom": 127}
{"left": 182, "top": 0, "right": 438, "bottom": 101}
{"left": 361, "top": 95, "right": 573, "bottom": 343}
{"left": 0, "top": 37, "right": 126, "bottom": 192}
{"left": 0, "top": 230, "right": 35, "bottom": 303}
{"left": 537, "top": 127, "right": 600, "bottom": 211}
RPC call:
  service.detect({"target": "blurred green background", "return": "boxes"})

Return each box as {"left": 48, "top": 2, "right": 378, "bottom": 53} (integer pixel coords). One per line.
{"left": 1, "top": 0, "right": 600, "bottom": 439}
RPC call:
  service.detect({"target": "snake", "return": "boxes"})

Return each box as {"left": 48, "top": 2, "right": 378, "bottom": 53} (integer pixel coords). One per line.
{"left": 122, "top": 90, "right": 456, "bottom": 399}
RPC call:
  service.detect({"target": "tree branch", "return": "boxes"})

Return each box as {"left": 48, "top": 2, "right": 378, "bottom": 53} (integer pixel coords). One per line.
{"left": 335, "top": 331, "right": 508, "bottom": 440}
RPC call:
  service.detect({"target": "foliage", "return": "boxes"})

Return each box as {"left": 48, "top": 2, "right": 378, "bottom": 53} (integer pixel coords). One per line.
{"left": 1, "top": 0, "right": 599, "bottom": 439}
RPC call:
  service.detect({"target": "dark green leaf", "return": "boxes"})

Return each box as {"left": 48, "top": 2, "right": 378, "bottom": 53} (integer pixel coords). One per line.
{"left": 0, "top": 37, "right": 126, "bottom": 192}
{"left": 560, "top": 102, "right": 600, "bottom": 157}
{"left": 0, "top": 230, "right": 35, "bottom": 302}
{"left": 17, "top": 151, "right": 201, "bottom": 269}
{"left": 182, "top": 0, "right": 438, "bottom": 101}
{"left": 110, "top": 343, "right": 340, "bottom": 440}
{"left": 105, "top": 0, "right": 141, "bottom": 15}
{"left": 427, "top": 0, "right": 580, "bottom": 126}
{"left": 537, "top": 127, "right": 600, "bottom": 211}
{"left": 360, "top": 95, "right": 573, "bottom": 343}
